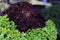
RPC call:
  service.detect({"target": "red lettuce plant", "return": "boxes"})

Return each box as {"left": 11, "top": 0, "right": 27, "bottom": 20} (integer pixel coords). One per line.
{"left": 1, "top": 2, "right": 45, "bottom": 32}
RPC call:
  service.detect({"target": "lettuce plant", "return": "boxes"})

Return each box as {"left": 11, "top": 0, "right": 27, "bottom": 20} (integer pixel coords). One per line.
{"left": 41, "top": 5, "right": 60, "bottom": 32}
{"left": 1, "top": 2, "right": 45, "bottom": 32}
{"left": 0, "top": 15, "right": 57, "bottom": 40}
{"left": 0, "top": 14, "right": 21, "bottom": 40}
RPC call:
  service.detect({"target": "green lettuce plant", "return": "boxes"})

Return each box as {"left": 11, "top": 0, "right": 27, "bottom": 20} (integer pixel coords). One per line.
{"left": 41, "top": 5, "right": 60, "bottom": 32}
{"left": 0, "top": 14, "right": 21, "bottom": 40}
{"left": 0, "top": 14, "right": 57, "bottom": 40}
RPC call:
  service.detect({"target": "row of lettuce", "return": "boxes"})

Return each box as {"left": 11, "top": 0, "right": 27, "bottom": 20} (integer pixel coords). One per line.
{"left": 0, "top": 14, "right": 57, "bottom": 40}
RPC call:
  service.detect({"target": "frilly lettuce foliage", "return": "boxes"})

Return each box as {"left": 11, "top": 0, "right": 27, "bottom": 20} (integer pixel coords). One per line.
{"left": 0, "top": 15, "right": 57, "bottom": 40}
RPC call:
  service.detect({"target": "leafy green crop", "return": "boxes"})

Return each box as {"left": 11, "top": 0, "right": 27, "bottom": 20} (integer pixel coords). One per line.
{"left": 0, "top": 14, "right": 21, "bottom": 40}
{"left": 26, "top": 19, "right": 57, "bottom": 40}
{"left": 41, "top": 5, "right": 60, "bottom": 32}
{"left": 0, "top": 15, "right": 57, "bottom": 40}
